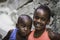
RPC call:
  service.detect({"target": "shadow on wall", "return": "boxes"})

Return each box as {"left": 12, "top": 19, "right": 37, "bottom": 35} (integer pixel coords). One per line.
{"left": 0, "top": 34, "right": 2, "bottom": 40}
{"left": 0, "top": 0, "right": 7, "bottom": 3}
{"left": 0, "top": 28, "right": 7, "bottom": 39}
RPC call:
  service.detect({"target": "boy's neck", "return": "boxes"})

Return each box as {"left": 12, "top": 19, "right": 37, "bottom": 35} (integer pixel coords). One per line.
{"left": 16, "top": 32, "right": 27, "bottom": 40}
{"left": 34, "top": 28, "right": 45, "bottom": 38}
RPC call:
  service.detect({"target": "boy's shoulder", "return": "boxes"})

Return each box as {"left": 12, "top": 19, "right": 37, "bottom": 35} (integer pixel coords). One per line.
{"left": 7, "top": 29, "right": 14, "bottom": 36}
{"left": 9, "top": 29, "right": 13, "bottom": 33}
{"left": 2, "top": 29, "right": 13, "bottom": 40}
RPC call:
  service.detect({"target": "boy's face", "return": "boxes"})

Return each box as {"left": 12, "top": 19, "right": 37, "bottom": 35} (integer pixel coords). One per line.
{"left": 33, "top": 9, "right": 49, "bottom": 31}
{"left": 17, "top": 17, "right": 31, "bottom": 36}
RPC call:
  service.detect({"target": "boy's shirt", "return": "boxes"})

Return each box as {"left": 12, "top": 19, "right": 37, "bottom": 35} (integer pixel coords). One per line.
{"left": 9, "top": 28, "right": 17, "bottom": 40}
{"left": 2, "top": 28, "right": 28, "bottom": 40}
{"left": 28, "top": 30, "right": 50, "bottom": 40}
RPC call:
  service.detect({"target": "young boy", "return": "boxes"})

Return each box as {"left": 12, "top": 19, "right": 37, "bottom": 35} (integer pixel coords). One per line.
{"left": 28, "top": 5, "right": 60, "bottom": 40}
{"left": 2, "top": 14, "right": 32, "bottom": 40}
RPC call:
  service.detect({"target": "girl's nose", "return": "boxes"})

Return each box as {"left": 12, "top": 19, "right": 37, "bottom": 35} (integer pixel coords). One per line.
{"left": 37, "top": 19, "right": 41, "bottom": 22}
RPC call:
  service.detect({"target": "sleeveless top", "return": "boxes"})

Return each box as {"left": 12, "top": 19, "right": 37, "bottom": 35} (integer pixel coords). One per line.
{"left": 28, "top": 30, "right": 50, "bottom": 40}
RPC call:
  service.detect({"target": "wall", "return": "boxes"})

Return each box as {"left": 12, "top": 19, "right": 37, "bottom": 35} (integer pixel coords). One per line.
{"left": 0, "top": 0, "right": 60, "bottom": 38}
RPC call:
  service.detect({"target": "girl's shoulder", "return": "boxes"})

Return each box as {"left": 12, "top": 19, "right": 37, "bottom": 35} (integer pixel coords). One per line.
{"left": 47, "top": 28, "right": 60, "bottom": 40}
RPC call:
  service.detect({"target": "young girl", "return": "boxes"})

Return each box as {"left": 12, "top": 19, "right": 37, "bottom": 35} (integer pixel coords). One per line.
{"left": 2, "top": 14, "right": 32, "bottom": 40}
{"left": 28, "top": 5, "right": 60, "bottom": 40}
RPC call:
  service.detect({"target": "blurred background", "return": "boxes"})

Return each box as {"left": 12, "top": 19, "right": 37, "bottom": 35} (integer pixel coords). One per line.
{"left": 0, "top": 0, "right": 60, "bottom": 39}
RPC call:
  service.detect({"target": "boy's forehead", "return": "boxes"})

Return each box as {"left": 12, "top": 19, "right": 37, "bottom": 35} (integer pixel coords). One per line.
{"left": 19, "top": 16, "right": 31, "bottom": 24}
{"left": 21, "top": 16, "right": 28, "bottom": 19}
{"left": 21, "top": 16, "right": 29, "bottom": 21}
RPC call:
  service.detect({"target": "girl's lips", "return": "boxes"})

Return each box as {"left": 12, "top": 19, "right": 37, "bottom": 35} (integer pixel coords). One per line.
{"left": 35, "top": 22, "right": 44, "bottom": 27}
{"left": 35, "top": 24, "right": 41, "bottom": 28}
{"left": 35, "top": 23, "right": 44, "bottom": 28}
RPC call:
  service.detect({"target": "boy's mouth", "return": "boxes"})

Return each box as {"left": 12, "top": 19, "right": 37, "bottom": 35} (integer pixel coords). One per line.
{"left": 21, "top": 32, "right": 27, "bottom": 36}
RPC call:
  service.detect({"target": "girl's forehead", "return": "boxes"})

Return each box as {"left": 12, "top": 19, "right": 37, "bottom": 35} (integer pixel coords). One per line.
{"left": 37, "top": 9, "right": 44, "bottom": 15}
{"left": 35, "top": 9, "right": 48, "bottom": 16}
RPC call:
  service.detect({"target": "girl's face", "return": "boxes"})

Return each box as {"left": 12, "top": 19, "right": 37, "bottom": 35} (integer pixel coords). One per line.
{"left": 17, "top": 18, "right": 32, "bottom": 36}
{"left": 33, "top": 9, "right": 50, "bottom": 31}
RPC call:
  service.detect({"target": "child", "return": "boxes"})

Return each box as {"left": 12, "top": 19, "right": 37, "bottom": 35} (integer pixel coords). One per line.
{"left": 2, "top": 14, "right": 32, "bottom": 40}
{"left": 28, "top": 5, "right": 60, "bottom": 40}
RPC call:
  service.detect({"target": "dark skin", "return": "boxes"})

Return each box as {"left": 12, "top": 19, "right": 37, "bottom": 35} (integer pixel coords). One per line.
{"left": 2, "top": 15, "right": 32, "bottom": 40}
{"left": 33, "top": 9, "right": 50, "bottom": 38}
{"left": 16, "top": 16, "right": 32, "bottom": 40}
{"left": 33, "top": 8, "right": 60, "bottom": 40}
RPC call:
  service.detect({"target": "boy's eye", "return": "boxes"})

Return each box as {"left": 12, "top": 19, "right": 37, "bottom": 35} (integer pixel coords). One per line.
{"left": 27, "top": 26, "right": 31, "bottom": 29}
{"left": 20, "top": 25, "right": 24, "bottom": 27}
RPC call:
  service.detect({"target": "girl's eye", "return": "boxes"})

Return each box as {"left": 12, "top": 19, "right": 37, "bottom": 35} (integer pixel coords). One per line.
{"left": 41, "top": 18, "right": 46, "bottom": 21}
{"left": 35, "top": 16, "right": 39, "bottom": 19}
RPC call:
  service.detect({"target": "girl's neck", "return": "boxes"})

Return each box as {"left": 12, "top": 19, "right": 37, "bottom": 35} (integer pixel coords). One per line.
{"left": 34, "top": 28, "right": 45, "bottom": 38}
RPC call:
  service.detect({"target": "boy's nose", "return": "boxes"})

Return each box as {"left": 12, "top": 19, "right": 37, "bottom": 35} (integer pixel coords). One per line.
{"left": 24, "top": 27, "right": 27, "bottom": 31}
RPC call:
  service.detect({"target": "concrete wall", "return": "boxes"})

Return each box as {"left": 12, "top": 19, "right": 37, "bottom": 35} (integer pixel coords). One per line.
{"left": 0, "top": 0, "right": 60, "bottom": 38}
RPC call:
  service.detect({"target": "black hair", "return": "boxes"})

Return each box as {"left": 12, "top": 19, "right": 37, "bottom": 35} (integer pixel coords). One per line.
{"left": 17, "top": 14, "right": 32, "bottom": 25}
{"left": 34, "top": 5, "right": 53, "bottom": 20}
